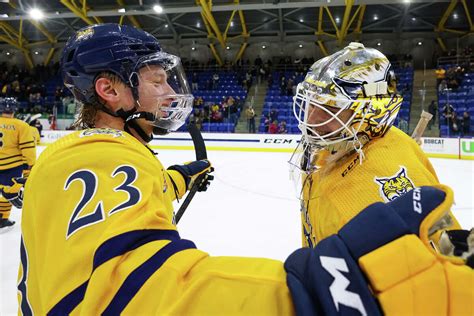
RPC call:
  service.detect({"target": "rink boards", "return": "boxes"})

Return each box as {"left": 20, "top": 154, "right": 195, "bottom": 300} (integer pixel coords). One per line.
{"left": 41, "top": 131, "right": 474, "bottom": 160}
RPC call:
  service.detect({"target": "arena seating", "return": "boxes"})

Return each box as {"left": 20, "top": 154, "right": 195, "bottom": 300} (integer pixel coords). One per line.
{"left": 438, "top": 69, "right": 474, "bottom": 137}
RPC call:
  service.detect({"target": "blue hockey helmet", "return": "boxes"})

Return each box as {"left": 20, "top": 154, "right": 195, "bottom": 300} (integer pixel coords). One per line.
{"left": 60, "top": 24, "right": 193, "bottom": 137}
{"left": 61, "top": 23, "right": 162, "bottom": 105}
{"left": 1, "top": 97, "right": 19, "bottom": 114}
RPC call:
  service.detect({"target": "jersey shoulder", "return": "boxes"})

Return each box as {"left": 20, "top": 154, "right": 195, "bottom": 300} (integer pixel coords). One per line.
{"left": 37, "top": 128, "right": 151, "bottom": 166}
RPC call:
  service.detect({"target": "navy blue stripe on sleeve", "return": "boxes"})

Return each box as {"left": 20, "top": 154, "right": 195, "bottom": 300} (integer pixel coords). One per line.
{"left": 93, "top": 229, "right": 180, "bottom": 269}
{"left": 49, "top": 229, "right": 181, "bottom": 315}
{"left": 18, "top": 238, "right": 33, "bottom": 316}
{"left": 47, "top": 282, "right": 89, "bottom": 316}
{"left": 102, "top": 239, "right": 196, "bottom": 315}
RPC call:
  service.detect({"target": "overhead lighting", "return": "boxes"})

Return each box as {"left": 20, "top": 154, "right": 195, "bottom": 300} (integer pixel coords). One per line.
{"left": 299, "top": 44, "right": 303, "bottom": 48}
{"left": 453, "top": 13, "right": 458, "bottom": 19}
{"left": 417, "top": 41, "right": 422, "bottom": 46}
{"left": 28, "top": 8, "right": 44, "bottom": 20}
{"left": 412, "top": 17, "right": 416, "bottom": 21}
{"left": 299, "top": 18, "right": 304, "bottom": 23}
{"left": 196, "top": 21, "right": 201, "bottom": 27}
{"left": 335, "top": 17, "right": 340, "bottom": 23}
{"left": 34, "top": 51, "right": 39, "bottom": 55}
{"left": 192, "top": 47, "right": 196, "bottom": 51}
{"left": 230, "top": 21, "right": 234, "bottom": 27}
{"left": 6, "top": 52, "right": 10, "bottom": 55}
{"left": 377, "top": 42, "right": 381, "bottom": 46}
{"left": 0, "top": 14, "right": 9, "bottom": 18}
{"left": 165, "top": 24, "right": 169, "bottom": 28}
{"left": 262, "top": 45, "right": 266, "bottom": 49}
{"left": 153, "top": 4, "right": 163, "bottom": 14}
{"left": 403, "top": 0, "right": 410, "bottom": 3}
{"left": 226, "top": 46, "right": 230, "bottom": 50}
{"left": 373, "top": 15, "right": 378, "bottom": 21}
{"left": 118, "top": 8, "right": 126, "bottom": 13}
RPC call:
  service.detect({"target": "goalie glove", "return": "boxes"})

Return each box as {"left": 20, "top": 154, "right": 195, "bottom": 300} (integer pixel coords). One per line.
{"left": 0, "top": 177, "right": 26, "bottom": 209}
{"left": 167, "top": 160, "right": 214, "bottom": 192}
{"left": 285, "top": 185, "right": 474, "bottom": 316}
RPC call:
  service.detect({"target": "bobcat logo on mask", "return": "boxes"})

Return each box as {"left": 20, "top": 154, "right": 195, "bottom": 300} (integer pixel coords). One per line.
{"left": 374, "top": 166, "right": 415, "bottom": 202}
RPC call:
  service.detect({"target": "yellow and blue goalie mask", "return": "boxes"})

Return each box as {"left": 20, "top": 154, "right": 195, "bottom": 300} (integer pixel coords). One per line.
{"left": 292, "top": 42, "right": 402, "bottom": 156}
{"left": 130, "top": 52, "right": 194, "bottom": 132}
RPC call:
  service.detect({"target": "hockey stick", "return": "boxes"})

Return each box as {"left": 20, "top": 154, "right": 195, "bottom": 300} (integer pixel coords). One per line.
{"left": 411, "top": 110, "right": 433, "bottom": 145}
{"left": 175, "top": 123, "right": 207, "bottom": 224}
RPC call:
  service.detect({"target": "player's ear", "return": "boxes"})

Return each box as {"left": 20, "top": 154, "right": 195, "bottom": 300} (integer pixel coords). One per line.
{"left": 95, "top": 77, "right": 120, "bottom": 104}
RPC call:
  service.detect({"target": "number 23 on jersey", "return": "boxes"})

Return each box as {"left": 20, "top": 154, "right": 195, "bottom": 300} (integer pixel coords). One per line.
{"left": 64, "top": 165, "right": 141, "bottom": 239}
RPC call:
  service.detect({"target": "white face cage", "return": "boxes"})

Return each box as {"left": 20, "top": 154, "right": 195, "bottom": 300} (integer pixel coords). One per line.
{"left": 292, "top": 82, "right": 371, "bottom": 149}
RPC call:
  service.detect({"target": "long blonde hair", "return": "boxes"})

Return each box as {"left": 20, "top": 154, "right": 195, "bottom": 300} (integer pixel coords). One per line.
{"left": 72, "top": 72, "right": 123, "bottom": 129}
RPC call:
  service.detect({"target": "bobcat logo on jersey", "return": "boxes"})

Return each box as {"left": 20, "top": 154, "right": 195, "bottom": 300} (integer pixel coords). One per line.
{"left": 374, "top": 166, "right": 415, "bottom": 202}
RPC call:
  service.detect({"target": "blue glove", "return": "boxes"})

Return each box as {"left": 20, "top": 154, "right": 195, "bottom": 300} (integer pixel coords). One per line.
{"left": 0, "top": 177, "right": 26, "bottom": 209}
{"left": 168, "top": 160, "right": 214, "bottom": 191}
{"left": 285, "top": 186, "right": 458, "bottom": 316}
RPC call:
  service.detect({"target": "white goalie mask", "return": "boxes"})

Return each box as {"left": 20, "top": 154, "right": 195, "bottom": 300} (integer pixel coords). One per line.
{"left": 290, "top": 42, "right": 402, "bottom": 199}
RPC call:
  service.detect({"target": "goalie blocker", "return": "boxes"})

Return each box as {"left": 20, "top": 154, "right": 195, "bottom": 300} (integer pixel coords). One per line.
{"left": 285, "top": 185, "right": 473, "bottom": 315}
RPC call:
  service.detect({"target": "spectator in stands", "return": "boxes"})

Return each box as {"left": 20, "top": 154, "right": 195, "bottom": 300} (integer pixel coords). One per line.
{"left": 258, "top": 67, "right": 266, "bottom": 84}
{"left": 235, "top": 96, "right": 243, "bottom": 112}
{"left": 442, "top": 103, "right": 455, "bottom": 125}
{"left": 194, "top": 109, "right": 204, "bottom": 131}
{"left": 462, "top": 111, "right": 470, "bottom": 136}
{"left": 428, "top": 100, "right": 437, "bottom": 130}
{"left": 263, "top": 116, "right": 270, "bottom": 132}
{"left": 210, "top": 106, "right": 223, "bottom": 123}
{"left": 450, "top": 112, "right": 459, "bottom": 134}
{"left": 229, "top": 97, "right": 239, "bottom": 126}
{"left": 435, "top": 67, "right": 446, "bottom": 87}
{"left": 54, "top": 86, "right": 64, "bottom": 102}
{"left": 286, "top": 78, "right": 294, "bottom": 96}
{"left": 268, "top": 120, "right": 279, "bottom": 134}
{"left": 221, "top": 100, "right": 230, "bottom": 123}
{"left": 193, "top": 96, "right": 204, "bottom": 109}
{"left": 254, "top": 56, "right": 263, "bottom": 67}
{"left": 192, "top": 72, "right": 199, "bottom": 91}
{"left": 63, "top": 96, "right": 76, "bottom": 115}
{"left": 267, "top": 74, "right": 273, "bottom": 87}
{"left": 269, "top": 108, "right": 279, "bottom": 122}
{"left": 245, "top": 71, "right": 252, "bottom": 86}
{"left": 278, "top": 121, "right": 288, "bottom": 134}
{"left": 280, "top": 77, "right": 286, "bottom": 95}
{"left": 245, "top": 105, "right": 256, "bottom": 133}
{"left": 212, "top": 73, "right": 220, "bottom": 89}
{"left": 438, "top": 79, "right": 448, "bottom": 93}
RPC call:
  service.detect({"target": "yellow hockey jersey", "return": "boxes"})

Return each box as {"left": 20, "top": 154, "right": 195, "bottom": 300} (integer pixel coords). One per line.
{"left": 30, "top": 126, "right": 41, "bottom": 145}
{"left": 0, "top": 117, "right": 36, "bottom": 170}
{"left": 301, "top": 127, "right": 459, "bottom": 247}
{"left": 19, "top": 128, "right": 294, "bottom": 315}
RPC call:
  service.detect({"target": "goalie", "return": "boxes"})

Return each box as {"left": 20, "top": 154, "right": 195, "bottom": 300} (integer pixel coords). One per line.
{"left": 290, "top": 42, "right": 463, "bottom": 249}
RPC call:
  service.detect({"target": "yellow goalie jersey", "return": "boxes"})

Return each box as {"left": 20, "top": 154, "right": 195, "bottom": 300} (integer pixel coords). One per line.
{"left": 301, "top": 127, "right": 460, "bottom": 247}
{"left": 0, "top": 117, "right": 36, "bottom": 170}
{"left": 19, "top": 128, "right": 293, "bottom": 315}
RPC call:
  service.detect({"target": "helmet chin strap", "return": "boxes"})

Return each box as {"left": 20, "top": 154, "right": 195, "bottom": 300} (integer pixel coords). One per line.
{"left": 97, "top": 84, "right": 170, "bottom": 143}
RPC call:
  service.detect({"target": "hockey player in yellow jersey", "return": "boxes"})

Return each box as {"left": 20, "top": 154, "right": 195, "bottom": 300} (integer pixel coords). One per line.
{"left": 291, "top": 42, "right": 463, "bottom": 248}
{"left": 0, "top": 99, "right": 35, "bottom": 231}
{"left": 18, "top": 25, "right": 473, "bottom": 315}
